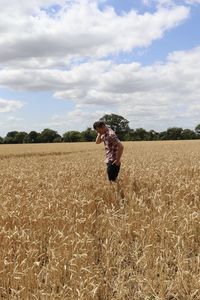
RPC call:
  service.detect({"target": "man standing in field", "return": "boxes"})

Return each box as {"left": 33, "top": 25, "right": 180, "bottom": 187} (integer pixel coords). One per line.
{"left": 93, "top": 121, "right": 124, "bottom": 182}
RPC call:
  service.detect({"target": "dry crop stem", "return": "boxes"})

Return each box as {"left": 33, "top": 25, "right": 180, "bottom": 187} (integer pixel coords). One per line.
{"left": 0, "top": 141, "right": 199, "bottom": 299}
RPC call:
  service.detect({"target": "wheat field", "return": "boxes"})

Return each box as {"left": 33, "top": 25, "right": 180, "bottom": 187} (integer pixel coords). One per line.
{"left": 0, "top": 141, "right": 199, "bottom": 299}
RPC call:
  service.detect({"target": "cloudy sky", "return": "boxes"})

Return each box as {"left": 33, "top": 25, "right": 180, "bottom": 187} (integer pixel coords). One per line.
{"left": 0, "top": 0, "right": 200, "bottom": 136}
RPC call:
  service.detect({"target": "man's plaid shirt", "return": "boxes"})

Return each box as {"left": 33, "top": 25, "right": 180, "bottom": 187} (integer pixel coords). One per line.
{"left": 102, "top": 126, "right": 120, "bottom": 163}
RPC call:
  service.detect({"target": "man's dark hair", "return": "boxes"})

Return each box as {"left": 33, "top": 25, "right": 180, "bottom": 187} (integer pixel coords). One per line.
{"left": 93, "top": 121, "right": 106, "bottom": 130}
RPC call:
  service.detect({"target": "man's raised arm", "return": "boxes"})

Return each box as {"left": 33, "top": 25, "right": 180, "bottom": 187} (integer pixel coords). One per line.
{"left": 95, "top": 133, "right": 103, "bottom": 144}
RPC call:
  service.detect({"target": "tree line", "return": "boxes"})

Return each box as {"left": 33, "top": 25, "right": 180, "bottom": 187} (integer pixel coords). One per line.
{"left": 1, "top": 114, "right": 200, "bottom": 144}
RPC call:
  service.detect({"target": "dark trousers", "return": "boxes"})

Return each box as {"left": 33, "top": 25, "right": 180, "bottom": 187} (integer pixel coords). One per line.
{"left": 107, "top": 161, "right": 121, "bottom": 181}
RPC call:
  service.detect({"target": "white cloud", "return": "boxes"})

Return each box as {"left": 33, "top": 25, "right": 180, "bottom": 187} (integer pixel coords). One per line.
{"left": 59, "top": 45, "right": 200, "bottom": 129}
{"left": 1, "top": 45, "right": 200, "bottom": 129}
{"left": 1, "top": 46, "right": 200, "bottom": 106}
{"left": 0, "top": 0, "right": 199, "bottom": 133}
{"left": 0, "top": 1, "right": 189, "bottom": 68}
{"left": 8, "top": 45, "right": 198, "bottom": 131}
{"left": 40, "top": 109, "right": 112, "bottom": 133}
{"left": 0, "top": 98, "right": 24, "bottom": 113}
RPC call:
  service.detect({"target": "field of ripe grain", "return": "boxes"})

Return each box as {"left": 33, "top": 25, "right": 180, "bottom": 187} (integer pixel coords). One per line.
{"left": 0, "top": 141, "right": 199, "bottom": 299}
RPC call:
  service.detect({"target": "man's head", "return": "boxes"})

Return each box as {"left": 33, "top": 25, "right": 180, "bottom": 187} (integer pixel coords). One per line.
{"left": 93, "top": 121, "right": 107, "bottom": 135}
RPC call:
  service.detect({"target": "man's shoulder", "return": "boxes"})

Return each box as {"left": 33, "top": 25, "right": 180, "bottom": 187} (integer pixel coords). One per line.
{"left": 109, "top": 132, "right": 117, "bottom": 138}
{"left": 107, "top": 128, "right": 116, "bottom": 135}
{"left": 108, "top": 130, "right": 120, "bottom": 142}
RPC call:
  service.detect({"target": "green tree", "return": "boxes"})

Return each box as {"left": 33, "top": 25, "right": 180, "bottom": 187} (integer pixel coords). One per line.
{"left": 158, "top": 131, "right": 168, "bottom": 140}
{"left": 100, "top": 114, "right": 130, "bottom": 140}
{"left": 81, "top": 128, "right": 96, "bottom": 142}
{"left": 166, "top": 127, "right": 183, "bottom": 140}
{"left": 53, "top": 136, "right": 63, "bottom": 143}
{"left": 0, "top": 136, "right": 3, "bottom": 144}
{"left": 4, "top": 131, "right": 19, "bottom": 144}
{"left": 195, "top": 124, "right": 200, "bottom": 135}
{"left": 135, "top": 128, "right": 148, "bottom": 141}
{"left": 181, "top": 129, "right": 196, "bottom": 140}
{"left": 14, "top": 131, "right": 28, "bottom": 144}
{"left": 24, "top": 131, "right": 40, "bottom": 143}
{"left": 36, "top": 133, "right": 42, "bottom": 143}
{"left": 63, "top": 131, "right": 81, "bottom": 142}
{"left": 147, "top": 130, "right": 159, "bottom": 141}
{"left": 7, "top": 131, "right": 18, "bottom": 138}
{"left": 40, "top": 128, "right": 61, "bottom": 143}
{"left": 123, "top": 128, "right": 149, "bottom": 141}
{"left": 123, "top": 130, "right": 133, "bottom": 141}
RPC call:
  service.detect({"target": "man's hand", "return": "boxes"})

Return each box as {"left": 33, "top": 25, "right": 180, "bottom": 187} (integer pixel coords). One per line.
{"left": 95, "top": 133, "right": 103, "bottom": 144}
